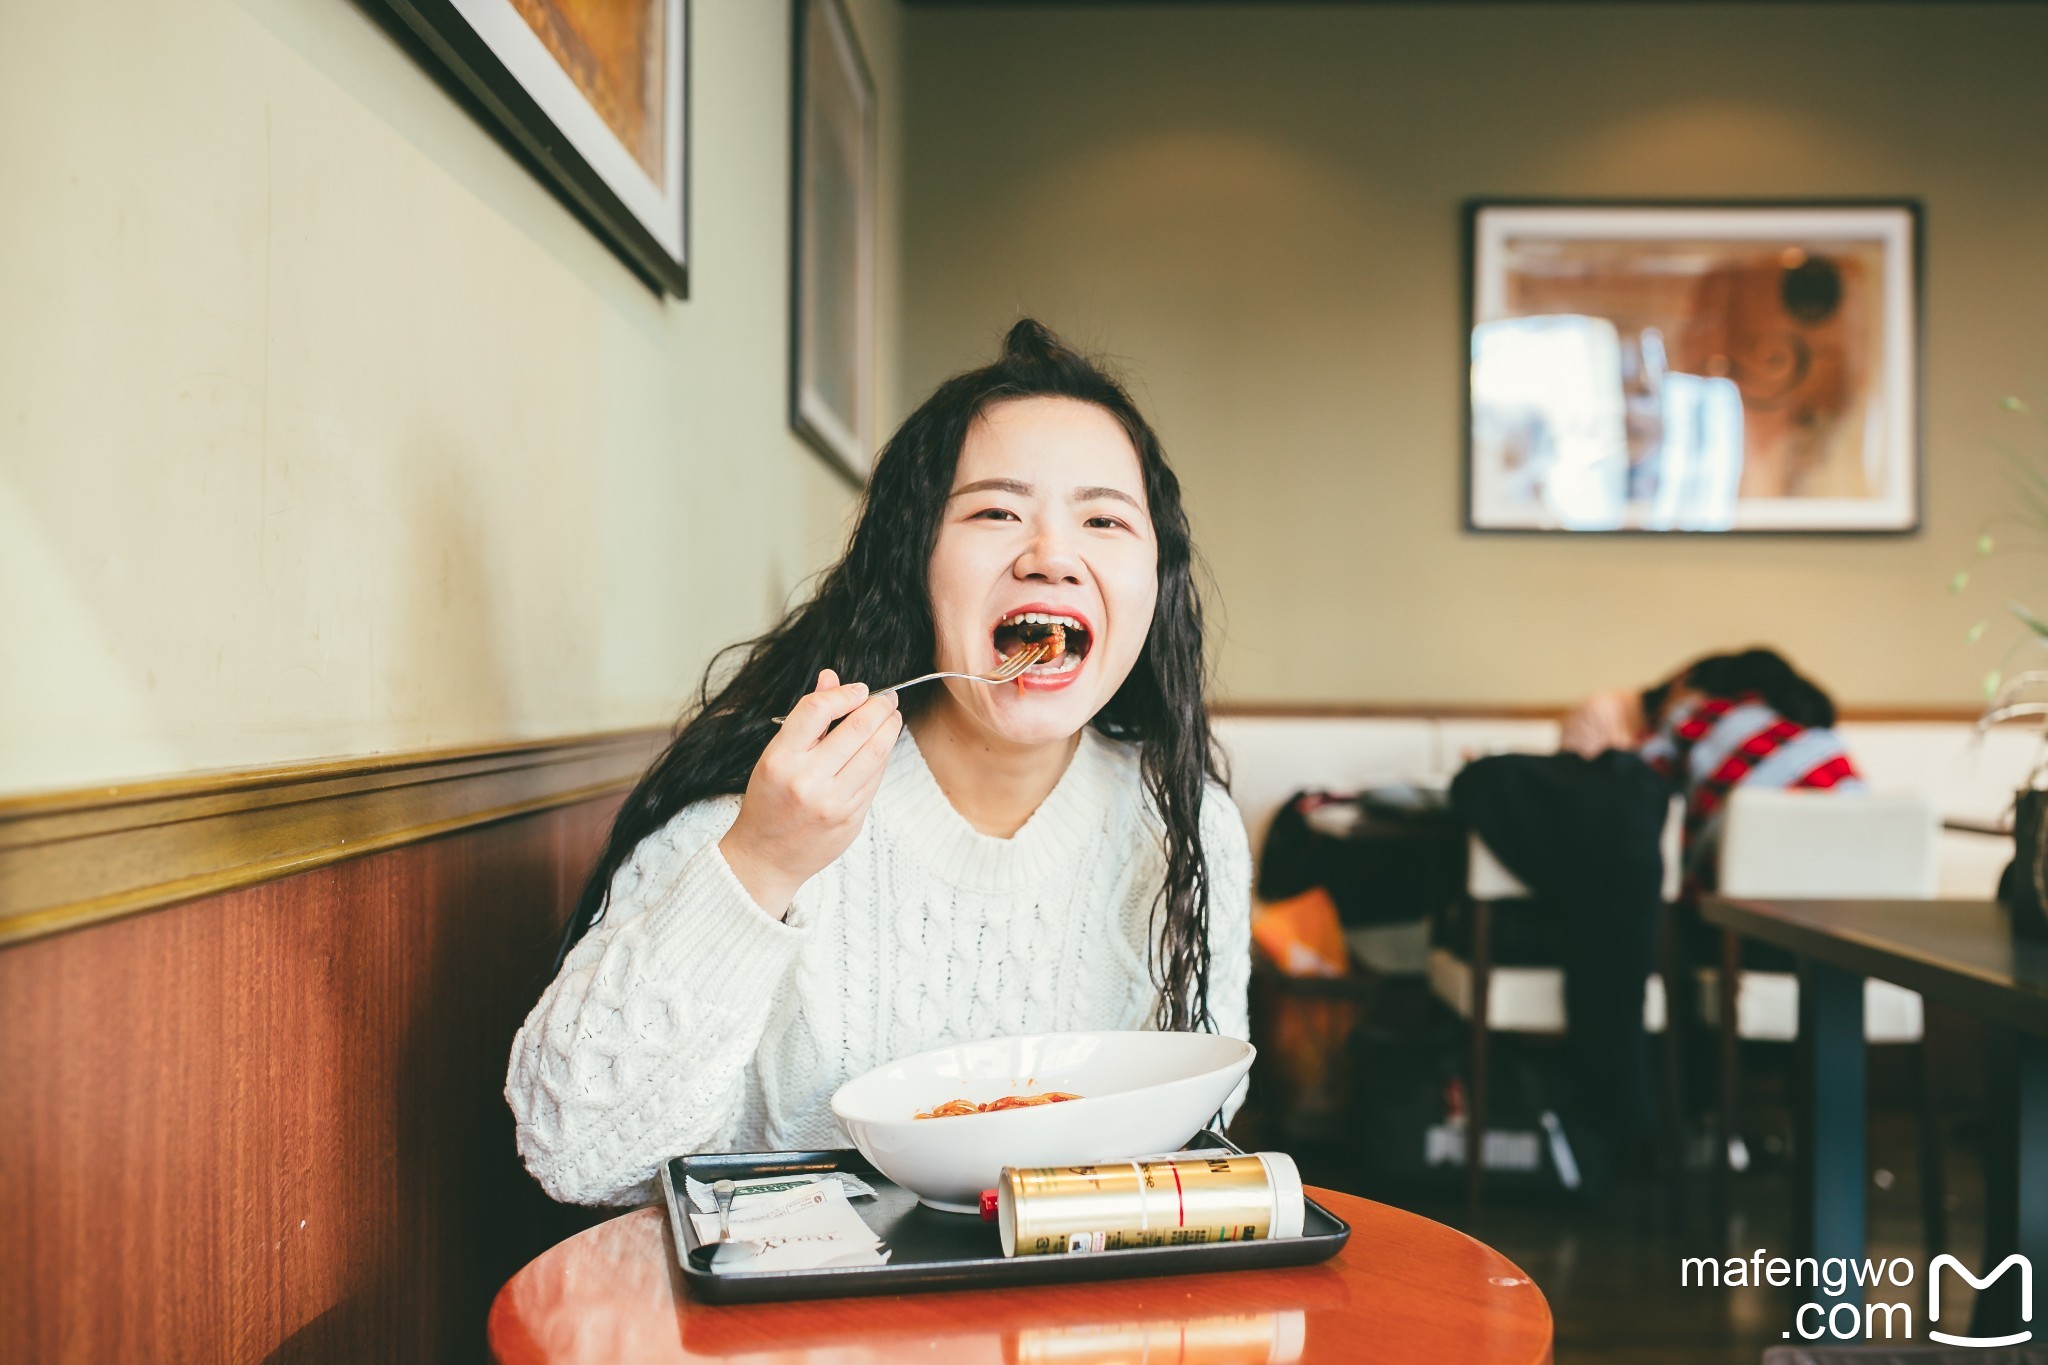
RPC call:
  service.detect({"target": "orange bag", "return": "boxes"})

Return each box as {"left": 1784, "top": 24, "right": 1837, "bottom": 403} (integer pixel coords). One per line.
{"left": 1251, "top": 887, "right": 1348, "bottom": 978}
{"left": 1249, "top": 887, "right": 1359, "bottom": 1136}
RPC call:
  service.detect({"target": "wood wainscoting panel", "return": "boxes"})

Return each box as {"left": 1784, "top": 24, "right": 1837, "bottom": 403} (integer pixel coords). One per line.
{"left": 0, "top": 796, "right": 622, "bottom": 1364}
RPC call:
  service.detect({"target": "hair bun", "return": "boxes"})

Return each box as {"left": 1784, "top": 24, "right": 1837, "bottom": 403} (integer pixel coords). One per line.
{"left": 1002, "top": 317, "right": 1069, "bottom": 365}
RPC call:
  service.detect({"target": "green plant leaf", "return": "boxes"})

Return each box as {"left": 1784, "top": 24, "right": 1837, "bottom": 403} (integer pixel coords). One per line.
{"left": 2011, "top": 600, "right": 2048, "bottom": 639}
{"left": 2003, "top": 448, "right": 2048, "bottom": 513}
{"left": 2006, "top": 396, "right": 2031, "bottom": 413}
{"left": 1987, "top": 670, "right": 2005, "bottom": 698}
{"left": 1980, "top": 532, "right": 1997, "bottom": 556}
{"left": 1951, "top": 571, "right": 1970, "bottom": 594}
{"left": 2001, "top": 469, "right": 2048, "bottom": 531}
{"left": 1967, "top": 620, "right": 1988, "bottom": 645}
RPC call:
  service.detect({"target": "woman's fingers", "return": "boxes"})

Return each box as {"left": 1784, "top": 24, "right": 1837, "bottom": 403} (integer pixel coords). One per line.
{"left": 813, "top": 689, "right": 900, "bottom": 774}
{"left": 748, "top": 668, "right": 897, "bottom": 830}
{"left": 721, "top": 671, "right": 900, "bottom": 918}
{"left": 839, "top": 730, "right": 897, "bottom": 819}
{"left": 775, "top": 673, "right": 870, "bottom": 747}
{"left": 835, "top": 706, "right": 903, "bottom": 796}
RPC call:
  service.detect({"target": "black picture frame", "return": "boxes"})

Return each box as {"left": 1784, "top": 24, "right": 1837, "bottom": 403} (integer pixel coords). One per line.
{"left": 1462, "top": 198, "right": 1923, "bottom": 537}
{"left": 370, "top": 0, "right": 690, "bottom": 297}
{"left": 790, "top": 0, "right": 879, "bottom": 484}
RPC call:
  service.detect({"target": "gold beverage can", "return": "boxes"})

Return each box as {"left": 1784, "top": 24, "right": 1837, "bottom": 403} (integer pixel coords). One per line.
{"left": 996, "top": 1152, "right": 1304, "bottom": 1257}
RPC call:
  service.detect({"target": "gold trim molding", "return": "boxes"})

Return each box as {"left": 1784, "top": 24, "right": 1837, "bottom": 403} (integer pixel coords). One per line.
{"left": 0, "top": 729, "right": 668, "bottom": 949}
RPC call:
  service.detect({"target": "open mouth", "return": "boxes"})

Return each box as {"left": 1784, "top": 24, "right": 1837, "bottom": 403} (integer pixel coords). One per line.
{"left": 993, "top": 611, "right": 1093, "bottom": 676}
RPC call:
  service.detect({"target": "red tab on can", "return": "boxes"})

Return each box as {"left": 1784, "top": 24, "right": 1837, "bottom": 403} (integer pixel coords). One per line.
{"left": 980, "top": 1189, "right": 999, "bottom": 1221}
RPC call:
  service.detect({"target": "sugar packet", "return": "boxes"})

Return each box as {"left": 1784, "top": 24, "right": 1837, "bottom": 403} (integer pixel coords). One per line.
{"left": 687, "top": 1180, "right": 888, "bottom": 1273}
{"left": 683, "top": 1170, "right": 877, "bottom": 1215}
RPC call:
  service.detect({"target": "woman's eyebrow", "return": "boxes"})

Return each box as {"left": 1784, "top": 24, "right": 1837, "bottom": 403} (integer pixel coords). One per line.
{"left": 948, "top": 477, "right": 1033, "bottom": 499}
{"left": 947, "top": 477, "right": 1145, "bottom": 513}
{"left": 1072, "top": 485, "right": 1143, "bottom": 510}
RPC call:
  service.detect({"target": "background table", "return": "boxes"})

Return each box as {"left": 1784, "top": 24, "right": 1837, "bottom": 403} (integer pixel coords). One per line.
{"left": 488, "top": 1188, "right": 1553, "bottom": 1364}
{"left": 1701, "top": 895, "right": 2048, "bottom": 1339}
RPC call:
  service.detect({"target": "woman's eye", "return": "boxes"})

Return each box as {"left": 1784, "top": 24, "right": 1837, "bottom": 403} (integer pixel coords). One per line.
{"left": 1085, "top": 515, "right": 1130, "bottom": 531}
{"left": 970, "top": 507, "right": 1021, "bottom": 522}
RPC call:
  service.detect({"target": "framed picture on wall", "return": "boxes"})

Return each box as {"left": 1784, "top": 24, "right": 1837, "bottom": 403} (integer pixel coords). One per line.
{"left": 1464, "top": 200, "right": 1921, "bottom": 534}
{"left": 791, "top": 0, "right": 878, "bottom": 483}
{"left": 376, "top": 0, "right": 689, "bottom": 296}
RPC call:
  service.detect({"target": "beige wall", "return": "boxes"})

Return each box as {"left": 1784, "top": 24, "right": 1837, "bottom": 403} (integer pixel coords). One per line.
{"left": 903, "top": 3, "right": 2048, "bottom": 708}
{"left": 0, "top": 0, "right": 898, "bottom": 796}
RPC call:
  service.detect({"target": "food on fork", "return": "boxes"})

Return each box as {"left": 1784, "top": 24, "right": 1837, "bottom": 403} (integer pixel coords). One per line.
{"left": 1018, "top": 622, "right": 1064, "bottom": 658}
{"left": 993, "top": 611, "right": 1089, "bottom": 675}
{"left": 914, "top": 1091, "right": 1083, "bottom": 1120}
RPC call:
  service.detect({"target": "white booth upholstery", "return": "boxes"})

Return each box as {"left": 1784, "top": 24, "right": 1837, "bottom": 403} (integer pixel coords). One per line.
{"left": 1215, "top": 713, "right": 2033, "bottom": 907}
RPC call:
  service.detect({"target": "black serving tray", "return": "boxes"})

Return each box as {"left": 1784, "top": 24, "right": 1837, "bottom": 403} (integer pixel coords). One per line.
{"left": 660, "top": 1129, "right": 1351, "bottom": 1303}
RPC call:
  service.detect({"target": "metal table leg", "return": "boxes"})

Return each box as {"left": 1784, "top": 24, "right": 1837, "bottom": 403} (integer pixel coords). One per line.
{"left": 1966, "top": 1029, "right": 2048, "bottom": 1340}
{"left": 1797, "top": 961, "right": 1866, "bottom": 1312}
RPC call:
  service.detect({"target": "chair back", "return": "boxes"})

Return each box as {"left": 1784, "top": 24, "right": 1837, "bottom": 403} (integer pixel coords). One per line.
{"left": 1718, "top": 788, "right": 1940, "bottom": 899}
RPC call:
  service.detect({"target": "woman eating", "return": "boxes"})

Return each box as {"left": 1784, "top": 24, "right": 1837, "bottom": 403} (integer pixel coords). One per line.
{"left": 506, "top": 321, "right": 1251, "bottom": 1206}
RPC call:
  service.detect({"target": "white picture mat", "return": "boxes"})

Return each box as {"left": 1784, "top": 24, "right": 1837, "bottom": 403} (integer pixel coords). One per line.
{"left": 1469, "top": 205, "right": 1917, "bottom": 532}
{"left": 450, "top": 0, "right": 686, "bottom": 262}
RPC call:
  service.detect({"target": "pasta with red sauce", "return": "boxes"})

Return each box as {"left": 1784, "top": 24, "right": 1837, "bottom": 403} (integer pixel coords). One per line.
{"left": 914, "top": 1092, "right": 1082, "bottom": 1120}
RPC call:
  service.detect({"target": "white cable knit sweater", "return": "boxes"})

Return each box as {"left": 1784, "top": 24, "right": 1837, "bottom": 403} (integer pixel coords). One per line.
{"left": 506, "top": 725, "right": 1254, "bottom": 1206}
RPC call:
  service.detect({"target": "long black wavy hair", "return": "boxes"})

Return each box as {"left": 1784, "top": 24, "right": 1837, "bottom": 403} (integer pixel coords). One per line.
{"left": 554, "top": 320, "right": 1225, "bottom": 1030}
{"left": 1643, "top": 646, "right": 1839, "bottom": 730}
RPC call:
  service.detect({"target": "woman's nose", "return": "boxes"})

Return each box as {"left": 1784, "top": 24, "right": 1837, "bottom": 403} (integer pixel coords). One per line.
{"left": 1014, "top": 528, "right": 1084, "bottom": 584}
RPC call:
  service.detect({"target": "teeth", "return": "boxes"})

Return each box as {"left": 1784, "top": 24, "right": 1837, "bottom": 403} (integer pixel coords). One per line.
{"left": 999, "top": 611, "right": 1083, "bottom": 629}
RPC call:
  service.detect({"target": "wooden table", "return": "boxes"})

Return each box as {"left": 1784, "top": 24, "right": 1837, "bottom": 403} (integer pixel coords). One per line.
{"left": 1701, "top": 895, "right": 2048, "bottom": 1339}
{"left": 488, "top": 1189, "right": 1552, "bottom": 1364}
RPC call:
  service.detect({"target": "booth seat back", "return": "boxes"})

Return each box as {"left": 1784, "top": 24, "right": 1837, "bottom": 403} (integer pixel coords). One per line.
{"left": 1832, "top": 723, "right": 2033, "bottom": 898}
{"left": 1833, "top": 722, "right": 2035, "bottom": 826}
{"left": 1213, "top": 716, "right": 1437, "bottom": 852}
{"left": 1218, "top": 713, "right": 2022, "bottom": 902}
{"left": 1214, "top": 715, "right": 1562, "bottom": 853}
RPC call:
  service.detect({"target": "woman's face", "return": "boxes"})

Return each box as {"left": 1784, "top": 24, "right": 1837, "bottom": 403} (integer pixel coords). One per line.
{"left": 925, "top": 396, "right": 1159, "bottom": 748}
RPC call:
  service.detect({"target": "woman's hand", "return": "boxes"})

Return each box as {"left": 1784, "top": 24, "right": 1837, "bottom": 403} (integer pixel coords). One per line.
{"left": 719, "top": 670, "right": 903, "bottom": 919}
{"left": 1560, "top": 688, "right": 1646, "bottom": 759}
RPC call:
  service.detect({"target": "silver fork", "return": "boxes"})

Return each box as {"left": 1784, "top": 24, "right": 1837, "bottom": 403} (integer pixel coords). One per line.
{"left": 771, "top": 642, "right": 1052, "bottom": 725}
{"left": 712, "top": 1179, "right": 736, "bottom": 1243}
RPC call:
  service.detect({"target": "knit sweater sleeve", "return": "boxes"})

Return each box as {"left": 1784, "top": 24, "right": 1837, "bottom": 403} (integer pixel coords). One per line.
{"left": 1201, "top": 784, "right": 1256, "bottom": 1124}
{"left": 505, "top": 796, "right": 809, "bottom": 1206}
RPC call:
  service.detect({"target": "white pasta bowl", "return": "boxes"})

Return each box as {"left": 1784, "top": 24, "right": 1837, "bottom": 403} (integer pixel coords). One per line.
{"left": 829, "top": 1030, "right": 1255, "bottom": 1213}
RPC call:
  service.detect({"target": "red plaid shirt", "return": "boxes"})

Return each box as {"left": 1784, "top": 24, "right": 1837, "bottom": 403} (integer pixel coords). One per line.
{"left": 1640, "top": 693, "right": 1862, "bottom": 853}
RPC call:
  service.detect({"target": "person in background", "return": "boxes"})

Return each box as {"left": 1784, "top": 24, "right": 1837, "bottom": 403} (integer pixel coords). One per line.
{"left": 1563, "top": 646, "right": 1863, "bottom": 880}
{"left": 1557, "top": 647, "right": 1864, "bottom": 1176}
{"left": 1474, "top": 646, "right": 1860, "bottom": 1185}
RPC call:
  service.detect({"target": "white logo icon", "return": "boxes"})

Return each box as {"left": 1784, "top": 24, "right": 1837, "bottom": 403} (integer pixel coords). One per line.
{"left": 1928, "top": 1253, "right": 2032, "bottom": 1348}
